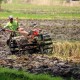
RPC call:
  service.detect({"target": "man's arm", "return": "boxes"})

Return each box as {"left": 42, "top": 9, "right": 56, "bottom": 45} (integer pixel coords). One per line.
{"left": 4, "top": 22, "right": 9, "bottom": 28}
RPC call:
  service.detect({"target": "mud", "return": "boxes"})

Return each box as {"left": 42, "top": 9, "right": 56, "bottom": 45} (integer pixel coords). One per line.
{"left": 0, "top": 19, "right": 80, "bottom": 79}
{"left": 1, "top": 19, "right": 80, "bottom": 40}
{"left": 0, "top": 54, "right": 79, "bottom": 79}
{"left": 0, "top": 19, "right": 80, "bottom": 59}
{"left": 0, "top": 19, "right": 80, "bottom": 56}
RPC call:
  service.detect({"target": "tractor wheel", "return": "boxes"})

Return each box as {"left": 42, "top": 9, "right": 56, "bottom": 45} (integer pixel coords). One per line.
{"left": 41, "top": 33, "right": 53, "bottom": 54}
{"left": 39, "top": 46, "right": 44, "bottom": 54}
{"left": 8, "top": 39, "right": 19, "bottom": 54}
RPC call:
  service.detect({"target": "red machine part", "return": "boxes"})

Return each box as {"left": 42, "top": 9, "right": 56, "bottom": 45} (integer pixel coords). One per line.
{"left": 31, "top": 28, "right": 41, "bottom": 38}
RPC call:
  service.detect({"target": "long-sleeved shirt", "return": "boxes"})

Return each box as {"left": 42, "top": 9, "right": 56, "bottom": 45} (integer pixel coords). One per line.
{"left": 4, "top": 21, "right": 19, "bottom": 31}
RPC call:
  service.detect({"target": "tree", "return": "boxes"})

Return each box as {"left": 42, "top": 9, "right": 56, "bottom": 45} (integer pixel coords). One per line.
{"left": 0, "top": 0, "right": 4, "bottom": 10}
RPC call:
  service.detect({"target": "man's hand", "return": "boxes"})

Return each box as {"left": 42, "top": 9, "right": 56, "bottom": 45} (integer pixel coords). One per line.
{"left": 0, "top": 28, "right": 5, "bottom": 32}
{"left": 2, "top": 28, "right": 5, "bottom": 31}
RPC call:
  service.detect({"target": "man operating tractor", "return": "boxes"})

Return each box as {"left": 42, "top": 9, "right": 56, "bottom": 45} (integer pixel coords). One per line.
{"left": 2, "top": 16, "right": 29, "bottom": 46}
{"left": 1, "top": 15, "right": 53, "bottom": 54}
{"left": 3, "top": 15, "right": 41, "bottom": 44}
{"left": 3, "top": 16, "right": 30, "bottom": 38}
{"left": 4, "top": 15, "right": 19, "bottom": 31}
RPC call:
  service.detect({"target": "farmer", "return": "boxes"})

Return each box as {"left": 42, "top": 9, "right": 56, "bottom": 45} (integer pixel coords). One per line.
{"left": 4, "top": 16, "right": 19, "bottom": 31}
{"left": 4, "top": 15, "right": 19, "bottom": 31}
{"left": 3, "top": 15, "right": 29, "bottom": 37}
{"left": 3, "top": 15, "right": 29, "bottom": 45}
{"left": 3, "top": 16, "right": 41, "bottom": 42}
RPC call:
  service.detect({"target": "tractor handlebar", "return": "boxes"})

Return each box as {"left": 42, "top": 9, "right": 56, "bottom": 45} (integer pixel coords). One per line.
{"left": 0, "top": 28, "right": 19, "bottom": 33}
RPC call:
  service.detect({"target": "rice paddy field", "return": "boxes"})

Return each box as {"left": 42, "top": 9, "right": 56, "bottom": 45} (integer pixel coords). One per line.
{"left": 52, "top": 41, "right": 80, "bottom": 62}
{"left": 0, "top": 0, "right": 80, "bottom": 19}
{"left": 0, "top": 0, "right": 80, "bottom": 80}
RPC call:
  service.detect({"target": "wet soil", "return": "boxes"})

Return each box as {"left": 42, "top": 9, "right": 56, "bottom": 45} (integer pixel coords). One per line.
{"left": 0, "top": 19, "right": 80, "bottom": 79}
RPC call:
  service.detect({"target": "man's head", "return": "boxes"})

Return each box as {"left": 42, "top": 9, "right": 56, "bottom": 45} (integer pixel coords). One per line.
{"left": 9, "top": 15, "right": 13, "bottom": 23}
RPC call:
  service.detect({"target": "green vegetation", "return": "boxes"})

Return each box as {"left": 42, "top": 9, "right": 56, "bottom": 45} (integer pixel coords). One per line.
{"left": 0, "top": 67, "right": 63, "bottom": 80}
{"left": 0, "top": 2, "right": 80, "bottom": 19}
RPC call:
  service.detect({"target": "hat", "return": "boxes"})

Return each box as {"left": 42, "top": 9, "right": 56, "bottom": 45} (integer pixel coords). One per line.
{"left": 9, "top": 15, "right": 13, "bottom": 19}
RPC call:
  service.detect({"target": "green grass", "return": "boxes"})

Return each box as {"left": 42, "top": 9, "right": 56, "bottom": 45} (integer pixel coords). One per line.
{"left": 0, "top": 3, "right": 80, "bottom": 19}
{"left": 0, "top": 12, "right": 55, "bottom": 19}
{"left": 0, "top": 11, "right": 80, "bottom": 20}
{"left": 0, "top": 67, "right": 63, "bottom": 80}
